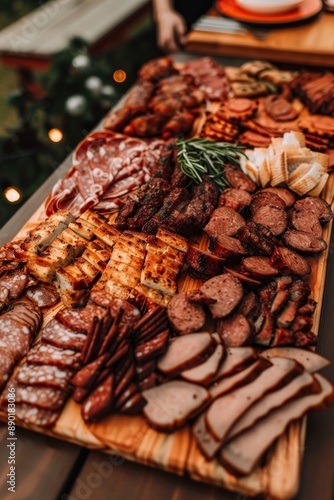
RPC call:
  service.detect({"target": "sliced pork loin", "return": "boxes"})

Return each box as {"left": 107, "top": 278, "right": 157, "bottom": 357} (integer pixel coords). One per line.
{"left": 181, "top": 341, "right": 224, "bottom": 385}
{"left": 211, "top": 346, "right": 257, "bottom": 382}
{"left": 157, "top": 332, "right": 216, "bottom": 377}
{"left": 260, "top": 346, "right": 330, "bottom": 373}
{"left": 270, "top": 246, "right": 311, "bottom": 276}
{"left": 204, "top": 207, "right": 246, "bottom": 238}
{"left": 294, "top": 196, "right": 333, "bottom": 223}
{"left": 218, "top": 188, "right": 251, "bottom": 212}
{"left": 192, "top": 273, "right": 244, "bottom": 319}
{"left": 219, "top": 373, "right": 334, "bottom": 476}
{"left": 217, "top": 313, "right": 253, "bottom": 347}
{"left": 205, "top": 356, "right": 300, "bottom": 443}
{"left": 290, "top": 210, "right": 323, "bottom": 238}
{"left": 143, "top": 380, "right": 210, "bottom": 431}
{"left": 167, "top": 292, "right": 206, "bottom": 335}
{"left": 282, "top": 230, "right": 327, "bottom": 253}
{"left": 227, "top": 370, "right": 314, "bottom": 440}
{"left": 186, "top": 246, "right": 226, "bottom": 279}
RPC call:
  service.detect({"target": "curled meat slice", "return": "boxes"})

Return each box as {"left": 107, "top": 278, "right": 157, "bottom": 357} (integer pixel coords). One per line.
{"left": 283, "top": 230, "right": 327, "bottom": 253}
{"left": 294, "top": 196, "right": 333, "bottom": 223}
{"left": 167, "top": 292, "right": 206, "bottom": 335}
{"left": 196, "top": 274, "right": 244, "bottom": 319}
{"left": 290, "top": 210, "right": 322, "bottom": 238}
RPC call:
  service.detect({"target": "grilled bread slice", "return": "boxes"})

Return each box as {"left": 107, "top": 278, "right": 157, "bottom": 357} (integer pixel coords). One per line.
{"left": 135, "top": 284, "right": 171, "bottom": 307}
{"left": 23, "top": 211, "right": 75, "bottom": 255}
{"left": 141, "top": 267, "right": 177, "bottom": 296}
{"left": 144, "top": 252, "right": 180, "bottom": 275}
{"left": 27, "top": 244, "right": 74, "bottom": 282}
{"left": 146, "top": 237, "right": 185, "bottom": 266}
{"left": 81, "top": 240, "right": 111, "bottom": 272}
{"left": 110, "top": 246, "right": 145, "bottom": 268}
{"left": 156, "top": 228, "right": 188, "bottom": 253}
{"left": 54, "top": 228, "right": 86, "bottom": 257}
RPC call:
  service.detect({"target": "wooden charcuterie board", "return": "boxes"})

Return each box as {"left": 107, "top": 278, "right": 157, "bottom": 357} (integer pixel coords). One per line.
{"left": 1, "top": 169, "right": 333, "bottom": 500}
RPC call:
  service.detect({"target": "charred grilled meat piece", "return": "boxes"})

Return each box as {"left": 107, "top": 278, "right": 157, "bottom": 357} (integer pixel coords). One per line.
{"left": 237, "top": 222, "right": 278, "bottom": 256}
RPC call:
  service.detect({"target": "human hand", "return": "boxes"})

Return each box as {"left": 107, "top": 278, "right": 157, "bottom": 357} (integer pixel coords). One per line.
{"left": 156, "top": 10, "right": 187, "bottom": 53}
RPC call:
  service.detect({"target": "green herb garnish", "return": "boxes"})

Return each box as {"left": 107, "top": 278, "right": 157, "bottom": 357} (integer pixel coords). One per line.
{"left": 176, "top": 137, "right": 247, "bottom": 191}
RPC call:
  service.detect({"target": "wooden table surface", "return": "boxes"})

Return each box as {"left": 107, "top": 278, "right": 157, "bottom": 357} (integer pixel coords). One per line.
{"left": 0, "top": 56, "right": 334, "bottom": 500}
{"left": 186, "top": 8, "right": 334, "bottom": 68}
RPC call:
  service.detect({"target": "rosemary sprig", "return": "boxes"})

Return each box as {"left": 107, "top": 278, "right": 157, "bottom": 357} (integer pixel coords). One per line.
{"left": 176, "top": 137, "right": 247, "bottom": 191}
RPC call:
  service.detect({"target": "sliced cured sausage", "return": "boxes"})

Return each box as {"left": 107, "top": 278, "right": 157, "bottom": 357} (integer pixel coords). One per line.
{"left": 290, "top": 210, "right": 323, "bottom": 238}
{"left": 15, "top": 403, "right": 60, "bottom": 429}
{"left": 218, "top": 188, "right": 251, "bottom": 212}
{"left": 134, "top": 329, "right": 169, "bottom": 363}
{"left": 209, "top": 235, "right": 247, "bottom": 259}
{"left": 224, "top": 166, "right": 257, "bottom": 192}
{"left": 143, "top": 380, "right": 210, "bottom": 431}
{"left": 186, "top": 246, "right": 226, "bottom": 279}
{"left": 25, "top": 284, "right": 60, "bottom": 308}
{"left": 217, "top": 314, "right": 252, "bottom": 347}
{"left": 0, "top": 347, "right": 15, "bottom": 386}
{"left": 252, "top": 205, "right": 288, "bottom": 236}
{"left": 16, "top": 364, "right": 74, "bottom": 391}
{"left": 157, "top": 332, "right": 216, "bottom": 377}
{"left": 294, "top": 196, "right": 333, "bottom": 223}
{"left": 196, "top": 274, "right": 244, "bottom": 319}
{"left": 42, "top": 319, "right": 86, "bottom": 352}
{"left": 26, "top": 343, "right": 82, "bottom": 369}
{"left": 261, "top": 187, "right": 296, "bottom": 207}
{"left": 15, "top": 383, "right": 68, "bottom": 411}
{"left": 81, "top": 374, "right": 114, "bottom": 422}
{"left": 250, "top": 191, "right": 286, "bottom": 215}
{"left": 282, "top": 230, "right": 327, "bottom": 253}
{"left": 167, "top": 292, "right": 206, "bottom": 335}
{"left": 270, "top": 246, "right": 311, "bottom": 276}
{"left": 237, "top": 222, "right": 277, "bottom": 256}
{"left": 242, "top": 256, "right": 279, "bottom": 279}
{"left": 204, "top": 207, "right": 246, "bottom": 238}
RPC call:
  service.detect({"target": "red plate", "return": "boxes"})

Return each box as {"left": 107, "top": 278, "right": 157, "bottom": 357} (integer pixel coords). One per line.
{"left": 215, "top": 0, "right": 323, "bottom": 26}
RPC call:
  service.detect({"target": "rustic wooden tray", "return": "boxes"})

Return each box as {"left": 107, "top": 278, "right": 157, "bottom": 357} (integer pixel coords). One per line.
{"left": 1, "top": 168, "right": 333, "bottom": 500}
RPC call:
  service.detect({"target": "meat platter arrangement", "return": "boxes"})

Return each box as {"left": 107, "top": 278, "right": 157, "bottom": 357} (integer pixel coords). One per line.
{"left": 1, "top": 56, "right": 334, "bottom": 499}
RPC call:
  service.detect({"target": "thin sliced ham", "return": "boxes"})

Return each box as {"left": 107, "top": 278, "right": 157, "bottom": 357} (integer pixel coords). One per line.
{"left": 209, "top": 360, "right": 264, "bottom": 400}
{"left": 220, "top": 373, "right": 334, "bottom": 476}
{"left": 260, "top": 347, "right": 330, "bottom": 373}
{"left": 143, "top": 380, "right": 210, "bottom": 431}
{"left": 212, "top": 347, "right": 257, "bottom": 381}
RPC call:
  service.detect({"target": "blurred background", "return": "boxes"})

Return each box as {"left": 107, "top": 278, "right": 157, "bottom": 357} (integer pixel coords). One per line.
{"left": 0, "top": 0, "right": 160, "bottom": 229}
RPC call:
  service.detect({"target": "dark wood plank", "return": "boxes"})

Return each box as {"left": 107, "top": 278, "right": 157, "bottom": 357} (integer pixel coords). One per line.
{"left": 65, "top": 451, "right": 236, "bottom": 500}
{"left": 0, "top": 423, "right": 85, "bottom": 500}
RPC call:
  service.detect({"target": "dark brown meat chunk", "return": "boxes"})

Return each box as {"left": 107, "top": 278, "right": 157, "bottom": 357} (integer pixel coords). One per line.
{"left": 294, "top": 330, "right": 317, "bottom": 347}
{"left": 290, "top": 210, "right": 323, "bottom": 238}
{"left": 186, "top": 246, "right": 226, "bottom": 279}
{"left": 123, "top": 115, "right": 166, "bottom": 137}
{"left": 224, "top": 165, "right": 257, "bottom": 192}
{"left": 252, "top": 205, "right": 288, "bottom": 236}
{"left": 294, "top": 196, "right": 333, "bottom": 223}
{"left": 138, "top": 57, "right": 176, "bottom": 82}
{"left": 217, "top": 313, "right": 252, "bottom": 347}
{"left": 237, "top": 222, "right": 278, "bottom": 256}
{"left": 204, "top": 207, "right": 246, "bottom": 238}
{"left": 167, "top": 292, "right": 206, "bottom": 334}
{"left": 250, "top": 191, "right": 287, "bottom": 215}
{"left": 162, "top": 111, "right": 195, "bottom": 140}
{"left": 196, "top": 273, "right": 244, "bottom": 319}
{"left": 242, "top": 256, "right": 279, "bottom": 280}
{"left": 282, "top": 230, "right": 327, "bottom": 254}
{"left": 261, "top": 187, "right": 296, "bottom": 207}
{"left": 218, "top": 188, "right": 252, "bottom": 212}
{"left": 270, "top": 246, "right": 311, "bottom": 276}
{"left": 142, "top": 187, "right": 190, "bottom": 234}
{"left": 209, "top": 235, "right": 247, "bottom": 259}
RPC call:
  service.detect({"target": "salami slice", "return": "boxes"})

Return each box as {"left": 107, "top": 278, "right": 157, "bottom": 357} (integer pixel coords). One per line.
{"left": 16, "top": 364, "right": 74, "bottom": 391}
{"left": 56, "top": 306, "right": 100, "bottom": 334}
{"left": 134, "top": 329, "right": 169, "bottom": 363}
{"left": 0, "top": 317, "right": 33, "bottom": 361}
{"left": 15, "top": 383, "right": 67, "bottom": 411}
{"left": 71, "top": 353, "right": 108, "bottom": 389}
{"left": 26, "top": 343, "right": 82, "bottom": 369}
{"left": 25, "top": 284, "right": 60, "bottom": 308}
{"left": 0, "top": 347, "right": 15, "bottom": 386}
{"left": 81, "top": 374, "right": 114, "bottom": 422}
{"left": 0, "top": 267, "right": 29, "bottom": 302}
{"left": 42, "top": 319, "right": 86, "bottom": 352}
{"left": 15, "top": 403, "right": 59, "bottom": 429}
{"left": 118, "top": 392, "right": 147, "bottom": 415}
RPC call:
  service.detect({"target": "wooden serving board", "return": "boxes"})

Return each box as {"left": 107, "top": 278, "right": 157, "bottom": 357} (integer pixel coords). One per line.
{"left": 1, "top": 172, "right": 334, "bottom": 499}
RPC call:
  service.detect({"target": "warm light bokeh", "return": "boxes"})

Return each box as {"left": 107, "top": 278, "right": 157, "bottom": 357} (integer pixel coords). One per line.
{"left": 113, "top": 69, "right": 126, "bottom": 83}
{"left": 48, "top": 128, "right": 63, "bottom": 143}
{"left": 4, "top": 187, "right": 21, "bottom": 203}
